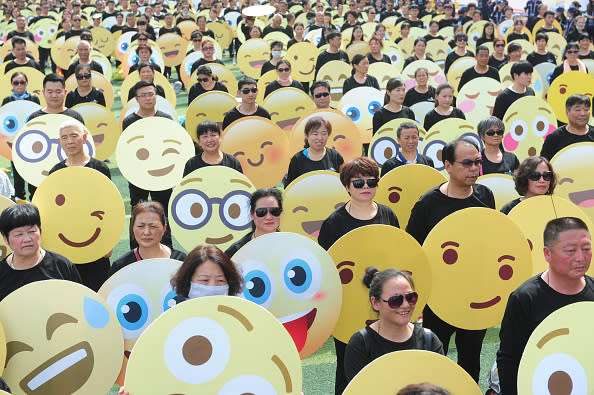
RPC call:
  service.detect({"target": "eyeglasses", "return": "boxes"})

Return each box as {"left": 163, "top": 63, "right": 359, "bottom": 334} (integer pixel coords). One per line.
{"left": 255, "top": 207, "right": 282, "bottom": 217}
{"left": 456, "top": 37, "right": 467, "bottom": 41}
{"left": 277, "top": 67, "right": 290, "bottom": 72}
{"left": 485, "top": 129, "right": 504, "bottom": 136}
{"left": 454, "top": 158, "right": 482, "bottom": 168}
{"left": 197, "top": 77, "right": 210, "bottom": 83}
{"left": 137, "top": 91, "right": 156, "bottom": 98}
{"left": 314, "top": 92, "right": 330, "bottom": 98}
{"left": 567, "top": 50, "right": 578, "bottom": 54}
{"left": 12, "top": 80, "right": 26, "bottom": 85}
{"left": 529, "top": 171, "right": 553, "bottom": 181}
{"left": 192, "top": 38, "right": 202, "bottom": 42}
{"left": 202, "top": 46, "right": 214, "bottom": 50}
{"left": 76, "top": 73, "right": 92, "bottom": 80}
{"left": 241, "top": 87, "right": 257, "bottom": 94}
{"left": 73, "top": 18, "right": 81, "bottom": 21}
{"left": 495, "top": 43, "right": 505, "bottom": 47}
{"left": 380, "top": 292, "right": 418, "bottom": 308}
{"left": 351, "top": 178, "right": 378, "bottom": 188}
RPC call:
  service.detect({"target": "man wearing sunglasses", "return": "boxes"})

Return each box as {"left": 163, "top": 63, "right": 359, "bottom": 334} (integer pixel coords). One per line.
{"left": 407, "top": 137, "right": 495, "bottom": 384}
{"left": 310, "top": 80, "right": 332, "bottom": 109}
{"left": 497, "top": 217, "right": 594, "bottom": 395}
{"left": 222, "top": 77, "right": 271, "bottom": 130}
{"left": 64, "top": 40, "right": 103, "bottom": 79}
{"left": 492, "top": 60, "right": 535, "bottom": 120}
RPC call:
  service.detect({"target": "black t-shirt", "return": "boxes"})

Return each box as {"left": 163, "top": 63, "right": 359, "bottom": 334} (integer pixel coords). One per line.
{"left": 65, "top": 60, "right": 103, "bottom": 79}
{"left": 458, "top": 66, "right": 501, "bottom": 91}
{"left": 424, "top": 34, "right": 445, "bottom": 42}
{"left": 65, "top": 28, "right": 84, "bottom": 39}
{"left": 540, "top": 125, "right": 594, "bottom": 160}
{"left": 506, "top": 32, "right": 529, "bottom": 42}
{"left": 6, "top": 29, "right": 35, "bottom": 41}
{"left": 342, "top": 75, "right": 380, "bottom": 95}
{"left": 526, "top": 51, "right": 556, "bottom": 66}
{"left": 129, "top": 61, "right": 162, "bottom": 75}
{"left": 372, "top": 106, "right": 416, "bottom": 135}
{"left": 444, "top": 50, "right": 474, "bottom": 74}
{"left": 264, "top": 80, "right": 306, "bottom": 99}
{"left": 190, "top": 58, "right": 224, "bottom": 77}
{"left": 222, "top": 106, "right": 271, "bottom": 130}
{"left": 49, "top": 157, "right": 110, "bottom": 178}
{"left": 500, "top": 197, "right": 521, "bottom": 215}
{"left": 2, "top": 94, "right": 40, "bottom": 105}
{"left": 158, "top": 26, "right": 182, "bottom": 36}
{"left": 183, "top": 152, "right": 243, "bottom": 176}
{"left": 4, "top": 58, "right": 42, "bottom": 73}
{"left": 438, "top": 17, "right": 457, "bottom": 29}
{"left": 122, "top": 110, "right": 173, "bottom": 131}
{"left": 318, "top": 204, "right": 399, "bottom": 250}
{"left": 489, "top": 54, "right": 509, "bottom": 70}
{"left": 367, "top": 52, "right": 391, "bottom": 65}
{"left": 402, "top": 55, "right": 434, "bottom": 69}
{"left": 423, "top": 107, "right": 466, "bottom": 131}
{"left": 188, "top": 81, "right": 228, "bottom": 105}
{"left": 403, "top": 86, "right": 435, "bottom": 108}
{"left": 224, "top": 230, "right": 254, "bottom": 258}
{"left": 65, "top": 87, "right": 106, "bottom": 108}
{"left": 284, "top": 148, "right": 344, "bottom": 187}
{"left": 29, "top": 108, "right": 85, "bottom": 124}
{"left": 315, "top": 50, "right": 350, "bottom": 78}
{"left": 107, "top": 248, "right": 187, "bottom": 278}
{"left": 492, "top": 87, "right": 535, "bottom": 120}
{"left": 480, "top": 150, "right": 519, "bottom": 176}
{"left": 0, "top": 250, "right": 82, "bottom": 301}
{"left": 380, "top": 154, "right": 434, "bottom": 177}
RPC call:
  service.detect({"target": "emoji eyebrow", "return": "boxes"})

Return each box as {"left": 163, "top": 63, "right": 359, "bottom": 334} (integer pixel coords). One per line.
{"left": 559, "top": 177, "right": 574, "bottom": 184}
{"left": 272, "top": 354, "right": 293, "bottom": 392}
{"left": 230, "top": 178, "right": 252, "bottom": 188}
{"left": 336, "top": 261, "right": 354, "bottom": 269}
{"left": 97, "top": 122, "right": 108, "bottom": 127}
{"left": 538, "top": 107, "right": 552, "bottom": 114}
{"left": 163, "top": 139, "right": 181, "bottom": 145}
{"left": 376, "top": 127, "right": 393, "bottom": 136}
{"left": 498, "top": 255, "right": 515, "bottom": 262}
{"left": 180, "top": 177, "right": 203, "bottom": 186}
{"left": 388, "top": 186, "right": 402, "bottom": 191}
{"left": 560, "top": 84, "right": 568, "bottom": 88}
{"left": 425, "top": 131, "right": 440, "bottom": 140}
{"left": 127, "top": 135, "right": 144, "bottom": 144}
{"left": 504, "top": 112, "right": 518, "bottom": 123}
{"left": 217, "top": 305, "right": 253, "bottom": 331}
{"left": 537, "top": 328, "right": 569, "bottom": 349}
{"left": 333, "top": 135, "right": 345, "bottom": 141}
{"left": 295, "top": 106, "right": 305, "bottom": 111}
{"left": 46, "top": 313, "right": 78, "bottom": 340}
{"left": 292, "top": 206, "right": 308, "bottom": 213}
{"left": 459, "top": 125, "right": 474, "bottom": 130}
{"left": 441, "top": 241, "right": 459, "bottom": 249}
{"left": 26, "top": 121, "right": 47, "bottom": 126}
{"left": 5, "top": 341, "right": 33, "bottom": 366}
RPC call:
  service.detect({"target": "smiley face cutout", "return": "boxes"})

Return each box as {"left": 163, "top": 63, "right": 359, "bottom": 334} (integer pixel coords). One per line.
{"left": 317, "top": 60, "right": 352, "bottom": 105}
{"left": 0, "top": 280, "right": 123, "bottom": 395}
{"left": 547, "top": 71, "right": 594, "bottom": 124}
{"left": 232, "top": 232, "right": 342, "bottom": 358}
{"left": 328, "top": 225, "right": 431, "bottom": 343}
{"left": 368, "top": 62, "right": 400, "bottom": 90}
{"left": 157, "top": 33, "right": 187, "bottom": 67}
{"left": 186, "top": 91, "right": 238, "bottom": 142}
{"left": 262, "top": 87, "right": 315, "bottom": 136}
{"left": 0, "top": 100, "right": 41, "bottom": 160}
{"left": 457, "top": 77, "right": 504, "bottom": 126}
{"left": 237, "top": 38, "right": 270, "bottom": 79}
{"left": 30, "top": 18, "right": 58, "bottom": 49}
{"left": 423, "top": 207, "right": 533, "bottom": 329}
{"left": 338, "top": 86, "right": 384, "bottom": 144}
{"left": 518, "top": 302, "right": 594, "bottom": 395}
{"left": 221, "top": 117, "right": 291, "bottom": 189}
{"left": 369, "top": 118, "right": 426, "bottom": 168}
{"left": 476, "top": 174, "right": 520, "bottom": 211}
{"left": 116, "top": 117, "right": 194, "bottom": 191}
{"left": 124, "top": 296, "right": 302, "bottom": 393}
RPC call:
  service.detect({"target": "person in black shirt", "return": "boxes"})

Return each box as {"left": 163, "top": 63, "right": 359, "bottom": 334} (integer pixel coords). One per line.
{"left": 506, "top": 18, "right": 529, "bottom": 42}
{"left": 6, "top": 15, "right": 35, "bottom": 41}
{"left": 189, "top": 40, "right": 224, "bottom": 76}
{"left": 423, "top": 83, "right": 466, "bottom": 131}
{"left": 342, "top": 54, "right": 380, "bottom": 94}
{"left": 127, "top": 62, "right": 167, "bottom": 101}
{"left": 578, "top": 33, "right": 594, "bottom": 60}
{"left": 373, "top": 78, "right": 415, "bottom": 135}
{"left": 4, "top": 37, "right": 41, "bottom": 73}
{"left": 222, "top": 77, "right": 271, "bottom": 130}
{"left": 1, "top": 71, "right": 40, "bottom": 105}
{"left": 367, "top": 36, "right": 391, "bottom": 64}
{"left": 536, "top": 10, "right": 560, "bottom": 35}
{"left": 402, "top": 37, "right": 434, "bottom": 69}
{"left": 526, "top": 32, "right": 557, "bottom": 66}
{"left": 424, "top": 20, "right": 444, "bottom": 42}
{"left": 314, "top": 30, "right": 349, "bottom": 78}
{"left": 129, "top": 43, "right": 162, "bottom": 74}
{"left": 438, "top": 3, "right": 457, "bottom": 29}
{"left": 64, "top": 40, "right": 104, "bottom": 79}
{"left": 65, "top": 13, "right": 84, "bottom": 39}
{"left": 381, "top": 122, "right": 434, "bottom": 176}
{"left": 444, "top": 32, "right": 474, "bottom": 75}
{"left": 475, "top": 21, "right": 495, "bottom": 47}
{"left": 188, "top": 64, "right": 228, "bottom": 105}
{"left": 263, "top": 59, "right": 306, "bottom": 99}
{"left": 550, "top": 42, "right": 589, "bottom": 83}
{"left": 287, "top": 22, "right": 307, "bottom": 48}
{"left": 260, "top": 40, "right": 284, "bottom": 76}
{"left": 403, "top": 67, "right": 435, "bottom": 108}
{"left": 458, "top": 45, "right": 501, "bottom": 91}
{"left": 492, "top": 61, "right": 535, "bottom": 120}
{"left": 489, "top": 37, "right": 509, "bottom": 69}
{"left": 65, "top": 63, "right": 106, "bottom": 108}
{"left": 477, "top": 116, "right": 519, "bottom": 176}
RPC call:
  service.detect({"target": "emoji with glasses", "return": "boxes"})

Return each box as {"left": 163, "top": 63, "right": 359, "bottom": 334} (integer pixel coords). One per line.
{"left": 12, "top": 114, "right": 95, "bottom": 187}
{"left": 0, "top": 280, "right": 123, "bottom": 395}
{"left": 169, "top": 166, "right": 256, "bottom": 252}
{"left": 0, "top": 100, "right": 40, "bottom": 160}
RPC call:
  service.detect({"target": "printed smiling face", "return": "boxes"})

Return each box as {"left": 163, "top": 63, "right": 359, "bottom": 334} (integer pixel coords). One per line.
{"left": 317, "top": 61, "right": 352, "bottom": 105}
{"left": 157, "top": 33, "right": 187, "bottom": 67}
{"left": 457, "top": 77, "right": 504, "bottom": 125}
{"left": 237, "top": 38, "right": 270, "bottom": 79}
{"left": 547, "top": 71, "right": 594, "bottom": 124}
{"left": 262, "top": 87, "right": 315, "bottom": 136}
{"left": 71, "top": 103, "right": 119, "bottom": 161}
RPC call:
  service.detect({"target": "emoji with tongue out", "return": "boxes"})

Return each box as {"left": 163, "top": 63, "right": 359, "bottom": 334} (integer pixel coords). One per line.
{"left": 237, "top": 38, "right": 270, "bottom": 79}
{"left": 0, "top": 280, "right": 123, "bottom": 395}
{"left": 157, "top": 33, "right": 186, "bottom": 67}
{"left": 263, "top": 87, "right": 315, "bottom": 137}
{"left": 232, "top": 232, "right": 342, "bottom": 358}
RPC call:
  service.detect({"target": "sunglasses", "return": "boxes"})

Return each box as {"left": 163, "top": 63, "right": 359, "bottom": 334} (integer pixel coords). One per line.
{"left": 314, "top": 92, "right": 330, "bottom": 98}
{"left": 12, "top": 80, "right": 26, "bottom": 85}
{"left": 529, "top": 171, "right": 553, "bottom": 181}
{"left": 454, "top": 158, "right": 482, "bottom": 168}
{"left": 73, "top": 18, "right": 81, "bottom": 21}
{"left": 197, "top": 77, "right": 210, "bottom": 83}
{"left": 192, "top": 38, "right": 202, "bottom": 42}
{"left": 202, "top": 46, "right": 214, "bottom": 50}
{"left": 485, "top": 129, "right": 504, "bottom": 136}
{"left": 254, "top": 207, "right": 282, "bottom": 217}
{"left": 76, "top": 73, "right": 92, "bottom": 80}
{"left": 277, "top": 67, "right": 290, "bottom": 72}
{"left": 567, "top": 50, "right": 578, "bottom": 54}
{"left": 380, "top": 292, "right": 418, "bottom": 308}
{"left": 456, "top": 37, "right": 467, "bottom": 41}
{"left": 352, "top": 178, "right": 378, "bottom": 188}
{"left": 495, "top": 43, "right": 505, "bottom": 47}
{"left": 241, "top": 87, "right": 257, "bottom": 94}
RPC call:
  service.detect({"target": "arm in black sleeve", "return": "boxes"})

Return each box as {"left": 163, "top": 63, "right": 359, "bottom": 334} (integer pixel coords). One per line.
{"left": 539, "top": 133, "right": 557, "bottom": 160}
{"left": 496, "top": 293, "right": 527, "bottom": 395}
{"left": 491, "top": 94, "right": 505, "bottom": 120}
{"left": 344, "top": 331, "right": 371, "bottom": 383}
{"left": 284, "top": 154, "right": 299, "bottom": 188}
{"left": 318, "top": 217, "right": 337, "bottom": 250}
{"left": 372, "top": 109, "right": 383, "bottom": 135}
{"left": 97, "top": 90, "right": 106, "bottom": 107}
{"left": 406, "top": 198, "right": 429, "bottom": 245}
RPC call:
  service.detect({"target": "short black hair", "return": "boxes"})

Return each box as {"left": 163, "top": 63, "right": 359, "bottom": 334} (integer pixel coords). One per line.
{"left": 543, "top": 10, "right": 554, "bottom": 17}
{"left": 237, "top": 76, "right": 257, "bottom": 90}
{"left": 43, "top": 73, "right": 65, "bottom": 88}
{"left": 396, "top": 121, "right": 419, "bottom": 138}
{"left": 565, "top": 94, "right": 591, "bottom": 111}
{"left": 196, "top": 120, "right": 221, "bottom": 138}
{"left": 475, "top": 44, "right": 489, "bottom": 54}
{"left": 11, "top": 36, "right": 25, "bottom": 47}
{"left": 133, "top": 80, "right": 156, "bottom": 95}
{"left": 310, "top": 80, "right": 330, "bottom": 94}
{"left": 535, "top": 32, "right": 549, "bottom": 42}
{"left": 507, "top": 42, "right": 522, "bottom": 54}
{"left": 442, "top": 137, "right": 479, "bottom": 164}
{"left": 326, "top": 30, "right": 341, "bottom": 41}
{"left": 510, "top": 60, "right": 533, "bottom": 78}
{"left": 137, "top": 61, "right": 156, "bottom": 72}
{"left": 544, "top": 217, "right": 589, "bottom": 249}
{"left": 0, "top": 203, "right": 41, "bottom": 238}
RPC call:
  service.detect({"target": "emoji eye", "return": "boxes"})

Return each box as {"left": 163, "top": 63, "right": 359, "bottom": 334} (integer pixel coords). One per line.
{"left": 460, "top": 132, "right": 483, "bottom": 151}
{"left": 368, "top": 101, "right": 381, "bottom": 115}
{"left": 531, "top": 353, "right": 586, "bottom": 395}
{"left": 532, "top": 115, "right": 549, "bottom": 137}
{"left": 15, "top": 129, "right": 51, "bottom": 162}
{"left": 36, "top": 28, "right": 45, "bottom": 37}
{"left": 423, "top": 140, "right": 446, "bottom": 171}
{"left": 106, "top": 283, "right": 153, "bottom": 339}
{"left": 388, "top": 186, "right": 402, "bottom": 203}
{"left": 220, "top": 190, "right": 252, "bottom": 230}
{"left": 219, "top": 375, "right": 276, "bottom": 393}
{"left": 559, "top": 86, "right": 566, "bottom": 95}
{"left": 1, "top": 114, "right": 20, "bottom": 136}
{"left": 336, "top": 260, "right": 354, "bottom": 284}
{"left": 240, "top": 260, "right": 276, "bottom": 308}
{"left": 170, "top": 189, "right": 212, "bottom": 230}
{"left": 442, "top": 248, "right": 458, "bottom": 265}
{"left": 159, "top": 284, "right": 179, "bottom": 313}
{"left": 344, "top": 106, "right": 361, "bottom": 122}
{"left": 469, "top": 31, "right": 480, "bottom": 45}
{"left": 163, "top": 317, "right": 230, "bottom": 384}
{"left": 48, "top": 26, "right": 57, "bottom": 35}
{"left": 280, "top": 248, "right": 321, "bottom": 300}
{"left": 119, "top": 41, "right": 129, "bottom": 52}
{"left": 509, "top": 119, "right": 528, "bottom": 142}
{"left": 370, "top": 136, "right": 398, "bottom": 166}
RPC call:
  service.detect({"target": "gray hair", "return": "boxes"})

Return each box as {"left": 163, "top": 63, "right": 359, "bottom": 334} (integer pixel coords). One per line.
{"left": 59, "top": 119, "right": 86, "bottom": 135}
{"left": 477, "top": 116, "right": 505, "bottom": 139}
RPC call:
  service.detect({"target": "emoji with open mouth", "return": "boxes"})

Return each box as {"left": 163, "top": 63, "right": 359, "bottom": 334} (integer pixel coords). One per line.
{"left": 169, "top": 166, "right": 255, "bottom": 252}
{"left": 0, "top": 280, "right": 123, "bottom": 395}
{"left": 0, "top": 100, "right": 40, "bottom": 160}
{"left": 262, "top": 87, "right": 315, "bottom": 136}
{"left": 71, "top": 103, "right": 119, "bottom": 161}
{"left": 328, "top": 225, "right": 431, "bottom": 344}
{"left": 285, "top": 41, "right": 318, "bottom": 83}
{"left": 338, "top": 86, "right": 384, "bottom": 144}
{"left": 237, "top": 38, "right": 270, "bottom": 79}
{"left": 232, "top": 232, "right": 342, "bottom": 358}
{"left": 31, "top": 166, "right": 125, "bottom": 263}
{"left": 423, "top": 207, "right": 532, "bottom": 329}
{"left": 30, "top": 18, "right": 58, "bottom": 49}
{"left": 157, "top": 33, "right": 186, "bottom": 67}
{"left": 116, "top": 117, "right": 194, "bottom": 191}
{"left": 316, "top": 60, "right": 352, "bottom": 105}
{"left": 457, "top": 77, "right": 504, "bottom": 126}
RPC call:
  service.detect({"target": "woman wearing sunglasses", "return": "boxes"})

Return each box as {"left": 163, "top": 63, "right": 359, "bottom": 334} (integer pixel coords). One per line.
{"left": 489, "top": 38, "right": 509, "bottom": 70}
{"left": 477, "top": 116, "right": 519, "bottom": 176}
{"left": 2, "top": 71, "right": 40, "bottom": 105}
{"left": 65, "top": 64, "right": 106, "bottom": 108}
{"left": 550, "top": 42, "right": 589, "bottom": 83}
{"left": 344, "top": 267, "right": 443, "bottom": 384}
{"left": 225, "top": 188, "right": 282, "bottom": 258}
{"left": 500, "top": 156, "right": 557, "bottom": 214}
{"left": 188, "top": 65, "right": 228, "bottom": 105}
{"left": 263, "top": 59, "right": 305, "bottom": 99}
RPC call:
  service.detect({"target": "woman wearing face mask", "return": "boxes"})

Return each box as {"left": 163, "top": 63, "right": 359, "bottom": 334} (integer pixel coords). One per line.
{"left": 260, "top": 40, "right": 284, "bottom": 76}
{"left": 263, "top": 59, "right": 305, "bottom": 98}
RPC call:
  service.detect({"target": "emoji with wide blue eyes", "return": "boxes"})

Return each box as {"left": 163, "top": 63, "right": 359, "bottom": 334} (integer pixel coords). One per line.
{"left": 115, "top": 31, "right": 136, "bottom": 62}
{"left": 169, "top": 166, "right": 256, "bottom": 252}
{"left": 0, "top": 280, "right": 123, "bottom": 395}
{"left": 124, "top": 296, "right": 303, "bottom": 393}
{"left": 317, "top": 60, "right": 352, "bottom": 105}
{"left": 338, "top": 86, "right": 383, "bottom": 144}
{"left": 0, "top": 100, "right": 40, "bottom": 160}
{"left": 12, "top": 114, "right": 95, "bottom": 187}
{"left": 402, "top": 60, "right": 446, "bottom": 91}
{"left": 368, "top": 118, "right": 426, "bottom": 168}
{"left": 457, "top": 77, "right": 504, "bottom": 126}
{"left": 263, "top": 87, "right": 315, "bottom": 136}
{"left": 233, "top": 232, "right": 342, "bottom": 358}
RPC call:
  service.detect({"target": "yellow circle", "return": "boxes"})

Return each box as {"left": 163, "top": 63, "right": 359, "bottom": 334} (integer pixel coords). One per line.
{"left": 237, "top": 38, "right": 270, "bottom": 79}
{"left": 65, "top": 70, "right": 114, "bottom": 110}
{"left": 338, "top": 86, "right": 384, "bottom": 144}
{"left": 71, "top": 103, "right": 119, "bottom": 161}
{"left": 457, "top": 77, "right": 504, "bottom": 126}
{"left": 425, "top": 38, "right": 450, "bottom": 65}
{"left": 401, "top": 59, "right": 447, "bottom": 92}
{"left": 176, "top": 20, "right": 200, "bottom": 41}
{"left": 368, "top": 62, "right": 400, "bottom": 91}
{"left": 186, "top": 91, "right": 238, "bottom": 142}
{"left": 447, "top": 56, "right": 476, "bottom": 94}
{"left": 547, "top": 71, "right": 594, "bottom": 124}
{"left": 316, "top": 60, "right": 352, "bottom": 106}
{"left": 262, "top": 87, "right": 315, "bottom": 137}
{"left": 157, "top": 33, "right": 187, "bottom": 67}
{"left": 0, "top": 100, "right": 41, "bottom": 161}
{"left": 30, "top": 18, "right": 59, "bottom": 49}
{"left": 91, "top": 26, "right": 115, "bottom": 56}
{"left": 0, "top": 196, "right": 15, "bottom": 260}
{"left": 0, "top": 67, "right": 45, "bottom": 106}
{"left": 284, "top": 42, "right": 317, "bottom": 83}
{"left": 207, "top": 21, "right": 233, "bottom": 49}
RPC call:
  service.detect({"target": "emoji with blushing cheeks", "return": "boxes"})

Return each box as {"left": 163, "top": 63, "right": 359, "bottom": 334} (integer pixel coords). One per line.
{"left": 0, "top": 100, "right": 41, "bottom": 160}
{"left": 124, "top": 296, "right": 302, "bottom": 393}
{"left": 237, "top": 38, "right": 270, "bottom": 79}
{"left": 263, "top": 87, "right": 315, "bottom": 136}
{"left": 328, "top": 225, "right": 431, "bottom": 343}
{"left": 518, "top": 302, "right": 594, "bottom": 395}
{"left": 157, "top": 33, "right": 187, "bottom": 67}
{"left": 501, "top": 96, "right": 557, "bottom": 162}
{"left": 547, "top": 71, "right": 594, "bottom": 124}
{"left": 317, "top": 61, "right": 352, "bottom": 105}
{"left": 476, "top": 174, "right": 520, "bottom": 211}
{"left": 457, "top": 77, "right": 504, "bottom": 125}
{"left": 32, "top": 166, "right": 125, "bottom": 263}
{"left": 0, "top": 196, "right": 14, "bottom": 259}
{"left": 402, "top": 60, "right": 446, "bottom": 91}
{"left": 369, "top": 118, "right": 426, "bottom": 168}
{"left": 30, "top": 18, "right": 58, "bottom": 49}
{"left": 168, "top": 166, "right": 255, "bottom": 252}
{"left": 338, "top": 86, "right": 384, "bottom": 144}
{"left": 221, "top": 117, "right": 291, "bottom": 188}
{"left": 0, "top": 280, "right": 123, "bottom": 395}
{"left": 423, "top": 207, "right": 533, "bottom": 329}
{"left": 116, "top": 117, "right": 194, "bottom": 191}
{"left": 280, "top": 171, "right": 349, "bottom": 240}
{"left": 186, "top": 91, "right": 238, "bottom": 142}
{"left": 71, "top": 103, "right": 119, "bottom": 161}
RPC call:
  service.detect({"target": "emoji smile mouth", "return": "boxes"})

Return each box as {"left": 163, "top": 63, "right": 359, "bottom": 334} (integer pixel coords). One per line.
{"left": 298, "top": 65, "right": 315, "bottom": 75}
{"left": 568, "top": 189, "right": 594, "bottom": 208}
{"left": 93, "top": 134, "right": 104, "bottom": 145}
{"left": 249, "top": 60, "right": 266, "bottom": 68}
{"left": 148, "top": 164, "right": 175, "bottom": 176}
{"left": 301, "top": 220, "right": 323, "bottom": 237}
{"left": 279, "top": 308, "right": 317, "bottom": 352}
{"left": 470, "top": 295, "right": 501, "bottom": 309}
{"left": 205, "top": 234, "right": 233, "bottom": 244}
{"left": 247, "top": 154, "right": 264, "bottom": 167}
{"left": 59, "top": 227, "right": 101, "bottom": 247}
{"left": 276, "top": 117, "right": 299, "bottom": 130}
{"left": 21, "top": 341, "right": 94, "bottom": 394}
{"left": 164, "top": 50, "right": 179, "bottom": 57}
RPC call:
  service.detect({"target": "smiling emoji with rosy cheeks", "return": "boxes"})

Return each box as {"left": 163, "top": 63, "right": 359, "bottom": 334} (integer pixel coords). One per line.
{"left": 0, "top": 280, "right": 123, "bottom": 395}
{"left": 116, "top": 117, "right": 194, "bottom": 191}
{"left": 317, "top": 61, "right": 352, "bottom": 105}
{"left": 457, "top": 77, "right": 504, "bottom": 125}
{"left": 157, "top": 33, "right": 186, "bottom": 67}
{"left": 423, "top": 207, "right": 533, "bottom": 329}
{"left": 263, "top": 88, "right": 315, "bottom": 135}
{"left": 232, "top": 232, "right": 342, "bottom": 358}
{"left": 285, "top": 42, "right": 319, "bottom": 83}
{"left": 221, "top": 117, "right": 291, "bottom": 188}
{"left": 31, "top": 167, "right": 125, "bottom": 263}
{"left": 328, "top": 225, "right": 431, "bottom": 343}
{"left": 237, "top": 38, "right": 271, "bottom": 79}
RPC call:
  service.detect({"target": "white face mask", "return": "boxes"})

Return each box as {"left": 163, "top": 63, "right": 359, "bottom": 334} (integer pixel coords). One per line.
{"left": 271, "top": 50, "right": 282, "bottom": 58}
{"left": 188, "top": 282, "right": 229, "bottom": 299}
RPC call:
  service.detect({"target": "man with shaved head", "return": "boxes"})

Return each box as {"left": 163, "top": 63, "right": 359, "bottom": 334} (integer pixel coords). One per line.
{"left": 65, "top": 39, "right": 103, "bottom": 79}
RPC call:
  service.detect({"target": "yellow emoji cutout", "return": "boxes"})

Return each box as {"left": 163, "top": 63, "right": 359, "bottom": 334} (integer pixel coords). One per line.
{"left": 115, "top": 31, "right": 136, "bottom": 62}
{"left": 345, "top": 42, "right": 370, "bottom": 60}
{"left": 176, "top": 20, "right": 199, "bottom": 41}
{"left": 343, "top": 350, "right": 482, "bottom": 395}
{"left": 382, "top": 40, "right": 405, "bottom": 72}
{"left": 467, "top": 20, "right": 487, "bottom": 48}
{"left": 0, "top": 195, "right": 15, "bottom": 260}
{"left": 186, "top": 91, "right": 238, "bottom": 141}
{"left": 284, "top": 41, "right": 318, "bottom": 83}
{"left": 448, "top": 56, "right": 476, "bottom": 93}
{"left": 547, "top": 71, "right": 594, "bottom": 124}
{"left": 237, "top": 38, "right": 270, "bottom": 79}
{"left": 545, "top": 32, "right": 567, "bottom": 59}
{"left": 396, "top": 36, "right": 415, "bottom": 58}
{"left": 30, "top": 18, "right": 58, "bottom": 49}
{"left": 50, "top": 35, "right": 68, "bottom": 69}
{"left": 534, "top": 62, "right": 557, "bottom": 96}
{"left": 425, "top": 38, "right": 450, "bottom": 68}
{"left": 457, "top": 77, "right": 504, "bottom": 126}
{"left": 256, "top": 69, "right": 278, "bottom": 104}
{"left": 207, "top": 21, "right": 233, "bottom": 49}
{"left": 317, "top": 60, "right": 352, "bottom": 105}
{"left": 0, "top": 36, "right": 39, "bottom": 61}
{"left": 423, "top": 207, "right": 533, "bottom": 329}
{"left": 338, "top": 86, "right": 384, "bottom": 144}
{"left": 402, "top": 59, "right": 447, "bottom": 91}
{"left": 60, "top": 36, "right": 81, "bottom": 69}
{"left": 422, "top": 118, "right": 481, "bottom": 173}
{"left": 221, "top": 117, "right": 291, "bottom": 189}
{"left": 368, "top": 62, "right": 399, "bottom": 90}
{"left": 262, "top": 87, "right": 315, "bottom": 136}
{"left": 518, "top": 301, "right": 594, "bottom": 395}
{"left": 124, "top": 296, "right": 302, "bottom": 393}
{"left": 65, "top": 70, "right": 114, "bottom": 109}
{"left": 376, "top": 164, "right": 447, "bottom": 228}
{"left": 232, "top": 232, "right": 342, "bottom": 358}
{"left": 12, "top": 115, "right": 95, "bottom": 187}
{"left": 169, "top": 166, "right": 255, "bottom": 251}
{"left": 280, "top": 170, "right": 349, "bottom": 240}
{"left": 71, "top": 103, "right": 119, "bottom": 161}
{"left": 0, "top": 280, "right": 123, "bottom": 395}
{"left": 328, "top": 225, "right": 431, "bottom": 343}
{"left": 0, "top": 67, "right": 45, "bottom": 106}
{"left": 304, "top": 28, "right": 322, "bottom": 47}
{"left": 0, "top": 100, "right": 41, "bottom": 161}
{"left": 497, "top": 19, "right": 514, "bottom": 38}
{"left": 90, "top": 26, "right": 115, "bottom": 57}
{"left": 116, "top": 117, "right": 194, "bottom": 191}
{"left": 501, "top": 96, "right": 557, "bottom": 161}
{"left": 369, "top": 118, "right": 426, "bottom": 168}
{"left": 157, "top": 33, "right": 187, "bottom": 67}
{"left": 476, "top": 174, "right": 520, "bottom": 211}
{"left": 31, "top": 167, "right": 125, "bottom": 263}
{"left": 263, "top": 31, "right": 291, "bottom": 48}
{"left": 119, "top": 69, "right": 176, "bottom": 107}
{"left": 188, "top": 62, "right": 238, "bottom": 95}
{"left": 410, "top": 101, "right": 437, "bottom": 126}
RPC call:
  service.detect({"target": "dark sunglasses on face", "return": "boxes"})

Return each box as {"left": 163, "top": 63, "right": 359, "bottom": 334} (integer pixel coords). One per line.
{"left": 314, "top": 92, "right": 330, "bottom": 98}
{"left": 485, "top": 129, "right": 504, "bottom": 136}
{"left": 197, "top": 77, "right": 210, "bottom": 83}
{"left": 192, "top": 38, "right": 202, "bottom": 42}
{"left": 241, "top": 87, "right": 257, "bottom": 94}
{"left": 495, "top": 43, "right": 505, "bottom": 47}
{"left": 202, "top": 46, "right": 214, "bottom": 50}
{"left": 12, "top": 80, "right": 26, "bottom": 85}
{"left": 455, "top": 158, "right": 482, "bottom": 168}
{"left": 76, "top": 73, "right": 92, "bottom": 80}
{"left": 529, "top": 171, "right": 553, "bottom": 181}
{"left": 567, "top": 50, "right": 578, "bottom": 54}
{"left": 380, "top": 291, "right": 418, "bottom": 308}
{"left": 255, "top": 207, "right": 282, "bottom": 217}
{"left": 352, "top": 178, "right": 379, "bottom": 188}
{"left": 277, "top": 67, "right": 290, "bottom": 72}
